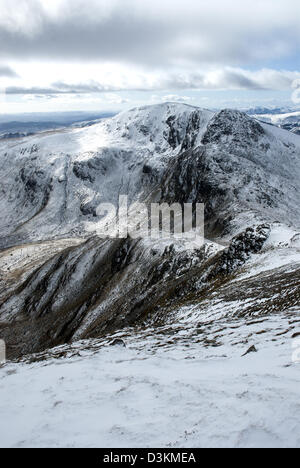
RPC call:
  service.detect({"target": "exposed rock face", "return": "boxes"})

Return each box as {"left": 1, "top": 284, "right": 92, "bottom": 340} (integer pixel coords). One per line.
{"left": 0, "top": 103, "right": 299, "bottom": 359}
{"left": 0, "top": 224, "right": 272, "bottom": 359}
{"left": 202, "top": 109, "right": 265, "bottom": 146}
{"left": 0, "top": 236, "right": 207, "bottom": 358}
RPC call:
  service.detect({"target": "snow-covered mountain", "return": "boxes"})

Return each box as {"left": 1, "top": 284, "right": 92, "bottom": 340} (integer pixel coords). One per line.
{"left": 0, "top": 102, "right": 299, "bottom": 354}
{"left": 0, "top": 103, "right": 299, "bottom": 448}
{"left": 0, "top": 104, "right": 212, "bottom": 247}
{"left": 0, "top": 103, "right": 299, "bottom": 248}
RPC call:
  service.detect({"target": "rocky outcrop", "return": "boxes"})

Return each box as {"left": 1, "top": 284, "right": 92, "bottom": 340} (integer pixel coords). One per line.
{"left": 202, "top": 109, "right": 265, "bottom": 146}
{"left": 213, "top": 225, "right": 271, "bottom": 275}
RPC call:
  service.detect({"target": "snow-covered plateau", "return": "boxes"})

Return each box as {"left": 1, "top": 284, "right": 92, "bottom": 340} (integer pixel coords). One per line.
{"left": 0, "top": 103, "right": 299, "bottom": 448}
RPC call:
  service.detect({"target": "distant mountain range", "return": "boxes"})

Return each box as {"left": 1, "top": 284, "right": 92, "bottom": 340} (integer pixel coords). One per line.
{"left": 246, "top": 106, "right": 300, "bottom": 135}
{"left": 0, "top": 111, "right": 116, "bottom": 140}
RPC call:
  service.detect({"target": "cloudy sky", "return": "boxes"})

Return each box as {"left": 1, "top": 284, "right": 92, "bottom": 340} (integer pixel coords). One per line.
{"left": 0, "top": 0, "right": 300, "bottom": 113}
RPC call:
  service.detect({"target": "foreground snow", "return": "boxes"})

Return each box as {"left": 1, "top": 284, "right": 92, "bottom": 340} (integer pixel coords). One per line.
{"left": 0, "top": 312, "right": 299, "bottom": 448}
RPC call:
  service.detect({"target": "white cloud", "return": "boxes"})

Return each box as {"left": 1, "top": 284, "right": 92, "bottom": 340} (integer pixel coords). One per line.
{"left": 103, "top": 93, "right": 129, "bottom": 104}
{"left": 2, "top": 63, "right": 300, "bottom": 95}
{"left": 161, "top": 95, "right": 194, "bottom": 103}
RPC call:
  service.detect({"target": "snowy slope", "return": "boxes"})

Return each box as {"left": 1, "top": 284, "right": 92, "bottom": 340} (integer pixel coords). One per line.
{"left": 0, "top": 304, "right": 299, "bottom": 448}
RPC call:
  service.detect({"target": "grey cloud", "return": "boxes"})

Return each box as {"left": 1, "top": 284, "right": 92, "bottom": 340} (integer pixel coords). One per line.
{"left": 5, "top": 82, "right": 117, "bottom": 94}
{"left": 0, "top": 10, "right": 173, "bottom": 66}
{"left": 5, "top": 86, "right": 61, "bottom": 94}
{"left": 52, "top": 81, "right": 118, "bottom": 93}
{"left": 0, "top": 0, "right": 300, "bottom": 69}
{"left": 0, "top": 65, "right": 18, "bottom": 77}
{"left": 162, "top": 71, "right": 262, "bottom": 91}
{"left": 218, "top": 71, "right": 260, "bottom": 90}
